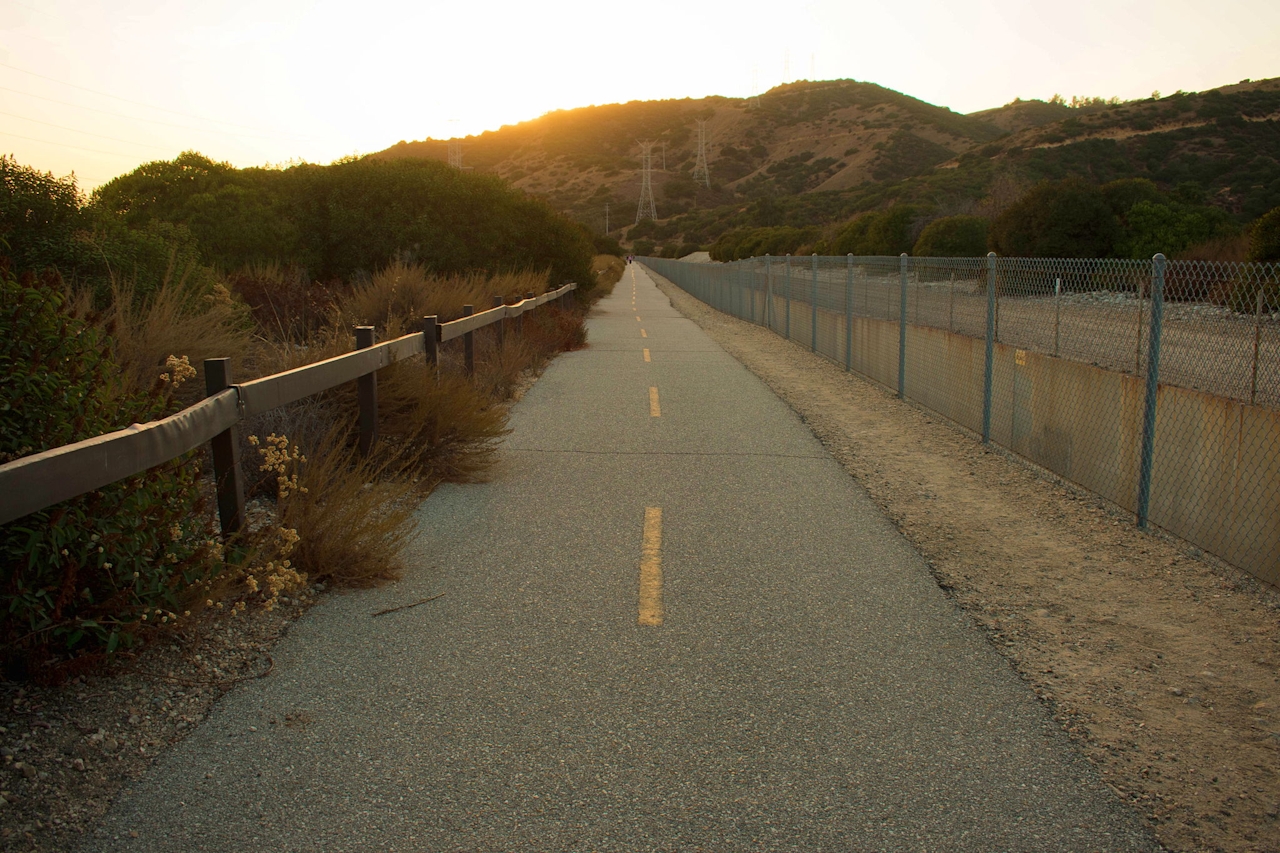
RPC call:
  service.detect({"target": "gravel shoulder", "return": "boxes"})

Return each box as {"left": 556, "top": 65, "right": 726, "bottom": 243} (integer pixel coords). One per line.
{"left": 647, "top": 266, "right": 1280, "bottom": 853}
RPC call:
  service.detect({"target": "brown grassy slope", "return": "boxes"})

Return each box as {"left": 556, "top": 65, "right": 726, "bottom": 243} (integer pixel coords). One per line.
{"left": 375, "top": 77, "right": 1280, "bottom": 233}
{"left": 373, "top": 80, "right": 1007, "bottom": 219}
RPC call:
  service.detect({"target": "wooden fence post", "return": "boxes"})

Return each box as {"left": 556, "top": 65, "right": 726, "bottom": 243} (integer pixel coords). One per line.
{"left": 355, "top": 326, "right": 378, "bottom": 455}
{"left": 204, "top": 358, "right": 245, "bottom": 536}
{"left": 462, "top": 305, "right": 475, "bottom": 376}
{"left": 423, "top": 315, "right": 438, "bottom": 368}
{"left": 492, "top": 295, "right": 505, "bottom": 349}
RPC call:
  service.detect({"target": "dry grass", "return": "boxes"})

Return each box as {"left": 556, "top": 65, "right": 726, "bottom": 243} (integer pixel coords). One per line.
{"left": 591, "top": 254, "right": 625, "bottom": 297}
{"left": 375, "top": 361, "right": 510, "bottom": 487}
{"left": 277, "top": 430, "right": 416, "bottom": 587}
{"left": 57, "top": 260, "right": 586, "bottom": 599}
{"left": 67, "top": 277, "right": 253, "bottom": 405}
{"left": 226, "top": 263, "right": 340, "bottom": 343}
{"left": 340, "top": 262, "right": 552, "bottom": 334}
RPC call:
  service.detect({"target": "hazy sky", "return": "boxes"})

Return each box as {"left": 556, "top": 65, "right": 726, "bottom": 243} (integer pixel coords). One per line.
{"left": 3, "top": 0, "right": 1277, "bottom": 189}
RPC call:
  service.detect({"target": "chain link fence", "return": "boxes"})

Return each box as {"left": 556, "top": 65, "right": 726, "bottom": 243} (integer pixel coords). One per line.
{"left": 642, "top": 253, "right": 1280, "bottom": 588}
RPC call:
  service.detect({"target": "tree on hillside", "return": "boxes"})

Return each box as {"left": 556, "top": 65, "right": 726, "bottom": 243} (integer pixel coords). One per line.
{"left": 989, "top": 179, "right": 1119, "bottom": 257}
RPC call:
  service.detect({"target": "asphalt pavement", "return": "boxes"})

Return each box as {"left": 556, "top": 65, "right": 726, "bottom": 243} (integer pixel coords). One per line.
{"left": 82, "top": 265, "right": 1159, "bottom": 851}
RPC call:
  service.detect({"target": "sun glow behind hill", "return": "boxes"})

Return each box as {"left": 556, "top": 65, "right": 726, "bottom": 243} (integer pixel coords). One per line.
{"left": 1, "top": 0, "right": 1277, "bottom": 188}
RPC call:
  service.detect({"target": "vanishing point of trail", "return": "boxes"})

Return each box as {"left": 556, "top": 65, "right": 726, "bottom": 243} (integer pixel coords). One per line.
{"left": 83, "top": 266, "right": 1158, "bottom": 851}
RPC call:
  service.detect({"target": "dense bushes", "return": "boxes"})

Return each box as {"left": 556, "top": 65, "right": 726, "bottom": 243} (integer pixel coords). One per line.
{"left": 831, "top": 206, "right": 921, "bottom": 256}
{"left": 989, "top": 179, "right": 1119, "bottom": 257}
{"left": 0, "top": 268, "right": 218, "bottom": 669}
{"left": 0, "top": 157, "right": 215, "bottom": 303}
{"left": 92, "top": 152, "right": 596, "bottom": 289}
{"left": 709, "top": 226, "right": 818, "bottom": 261}
{"left": 1, "top": 151, "right": 597, "bottom": 674}
{"left": 912, "top": 216, "right": 989, "bottom": 257}
{"left": 987, "top": 177, "right": 1238, "bottom": 259}
{"left": 1250, "top": 206, "right": 1280, "bottom": 262}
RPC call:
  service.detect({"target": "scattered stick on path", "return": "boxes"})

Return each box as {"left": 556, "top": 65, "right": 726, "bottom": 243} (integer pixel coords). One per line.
{"left": 372, "top": 593, "right": 446, "bottom": 618}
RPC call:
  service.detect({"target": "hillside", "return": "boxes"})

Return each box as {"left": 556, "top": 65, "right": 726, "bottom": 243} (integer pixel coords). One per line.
{"left": 374, "top": 77, "right": 1280, "bottom": 249}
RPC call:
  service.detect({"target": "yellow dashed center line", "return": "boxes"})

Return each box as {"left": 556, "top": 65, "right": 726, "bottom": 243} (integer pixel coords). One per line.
{"left": 636, "top": 316, "right": 641, "bottom": 322}
{"left": 643, "top": 348, "right": 651, "bottom": 362}
{"left": 640, "top": 329, "right": 647, "bottom": 338}
{"left": 649, "top": 386, "right": 661, "bottom": 417}
{"left": 638, "top": 507, "right": 663, "bottom": 627}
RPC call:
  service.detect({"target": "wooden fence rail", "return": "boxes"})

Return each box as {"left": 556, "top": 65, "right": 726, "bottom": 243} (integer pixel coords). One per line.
{"left": 0, "top": 283, "right": 576, "bottom": 532}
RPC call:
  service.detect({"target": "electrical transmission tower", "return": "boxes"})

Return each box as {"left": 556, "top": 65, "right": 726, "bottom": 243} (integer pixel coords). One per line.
{"left": 635, "top": 140, "right": 658, "bottom": 224}
{"left": 691, "top": 120, "right": 710, "bottom": 188}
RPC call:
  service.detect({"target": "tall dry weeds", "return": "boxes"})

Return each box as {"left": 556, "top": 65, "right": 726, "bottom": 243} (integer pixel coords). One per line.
{"left": 591, "top": 254, "right": 625, "bottom": 297}
{"left": 66, "top": 277, "right": 253, "bottom": 405}
{"left": 276, "top": 428, "right": 415, "bottom": 587}
{"left": 340, "top": 262, "right": 551, "bottom": 334}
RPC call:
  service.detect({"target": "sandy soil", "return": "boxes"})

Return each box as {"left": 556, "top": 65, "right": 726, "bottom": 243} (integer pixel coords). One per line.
{"left": 648, "top": 267, "right": 1280, "bottom": 853}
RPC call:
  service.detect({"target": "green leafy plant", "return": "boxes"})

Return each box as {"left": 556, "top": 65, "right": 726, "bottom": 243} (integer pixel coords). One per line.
{"left": 912, "top": 215, "right": 989, "bottom": 257}
{"left": 0, "top": 267, "right": 218, "bottom": 673}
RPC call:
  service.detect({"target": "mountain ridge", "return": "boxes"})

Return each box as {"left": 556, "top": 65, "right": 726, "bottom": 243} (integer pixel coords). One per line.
{"left": 373, "top": 76, "right": 1280, "bottom": 247}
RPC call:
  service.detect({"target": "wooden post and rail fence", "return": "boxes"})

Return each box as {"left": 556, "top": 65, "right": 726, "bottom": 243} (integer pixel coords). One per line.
{"left": 0, "top": 283, "right": 577, "bottom": 537}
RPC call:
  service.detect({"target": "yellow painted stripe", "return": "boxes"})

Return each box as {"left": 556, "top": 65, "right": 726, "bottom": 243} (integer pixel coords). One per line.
{"left": 638, "top": 507, "right": 663, "bottom": 626}
{"left": 640, "top": 329, "right": 647, "bottom": 338}
{"left": 636, "top": 316, "right": 641, "bottom": 321}
{"left": 649, "top": 386, "right": 661, "bottom": 417}
{"left": 643, "top": 348, "right": 651, "bottom": 362}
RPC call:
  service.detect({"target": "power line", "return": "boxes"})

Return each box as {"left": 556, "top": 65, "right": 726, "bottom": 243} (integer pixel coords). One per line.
{"left": 0, "top": 129, "right": 151, "bottom": 160}
{"left": 0, "top": 61, "right": 310, "bottom": 136}
{"left": 0, "top": 109, "right": 175, "bottom": 153}
{"left": 0, "top": 85, "right": 313, "bottom": 143}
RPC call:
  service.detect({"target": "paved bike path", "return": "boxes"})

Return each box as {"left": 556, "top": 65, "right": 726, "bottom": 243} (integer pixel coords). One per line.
{"left": 85, "top": 265, "right": 1157, "bottom": 851}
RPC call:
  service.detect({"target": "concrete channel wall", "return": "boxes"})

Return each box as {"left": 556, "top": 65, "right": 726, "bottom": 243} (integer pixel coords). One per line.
{"left": 758, "top": 292, "right": 1279, "bottom": 587}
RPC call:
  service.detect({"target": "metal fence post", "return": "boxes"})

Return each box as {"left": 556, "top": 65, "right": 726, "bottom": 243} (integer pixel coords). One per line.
{"left": 982, "top": 252, "right": 997, "bottom": 444}
{"left": 765, "top": 255, "right": 773, "bottom": 330}
{"left": 355, "top": 326, "right": 378, "bottom": 456}
{"left": 845, "top": 254, "right": 854, "bottom": 371}
{"left": 462, "top": 305, "right": 475, "bottom": 376}
{"left": 1137, "top": 253, "right": 1167, "bottom": 531}
{"left": 785, "top": 254, "right": 792, "bottom": 341}
{"left": 811, "top": 253, "right": 819, "bottom": 353}
{"left": 898, "top": 253, "right": 908, "bottom": 399}
{"left": 203, "top": 358, "right": 244, "bottom": 536}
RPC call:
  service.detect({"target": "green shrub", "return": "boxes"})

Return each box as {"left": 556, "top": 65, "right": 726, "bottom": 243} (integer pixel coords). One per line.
{"left": 0, "top": 267, "right": 217, "bottom": 671}
{"left": 1119, "top": 200, "right": 1235, "bottom": 259}
{"left": 832, "top": 206, "right": 921, "bottom": 256}
{"left": 989, "top": 178, "right": 1120, "bottom": 257}
{"left": 912, "top": 216, "right": 989, "bottom": 257}
{"left": 1249, "top": 206, "right": 1280, "bottom": 262}
{"left": 632, "top": 239, "right": 656, "bottom": 256}
{"left": 0, "top": 155, "right": 88, "bottom": 277}
{"left": 93, "top": 154, "right": 596, "bottom": 291}
{"left": 593, "top": 233, "right": 623, "bottom": 256}
{"left": 709, "top": 226, "right": 816, "bottom": 261}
